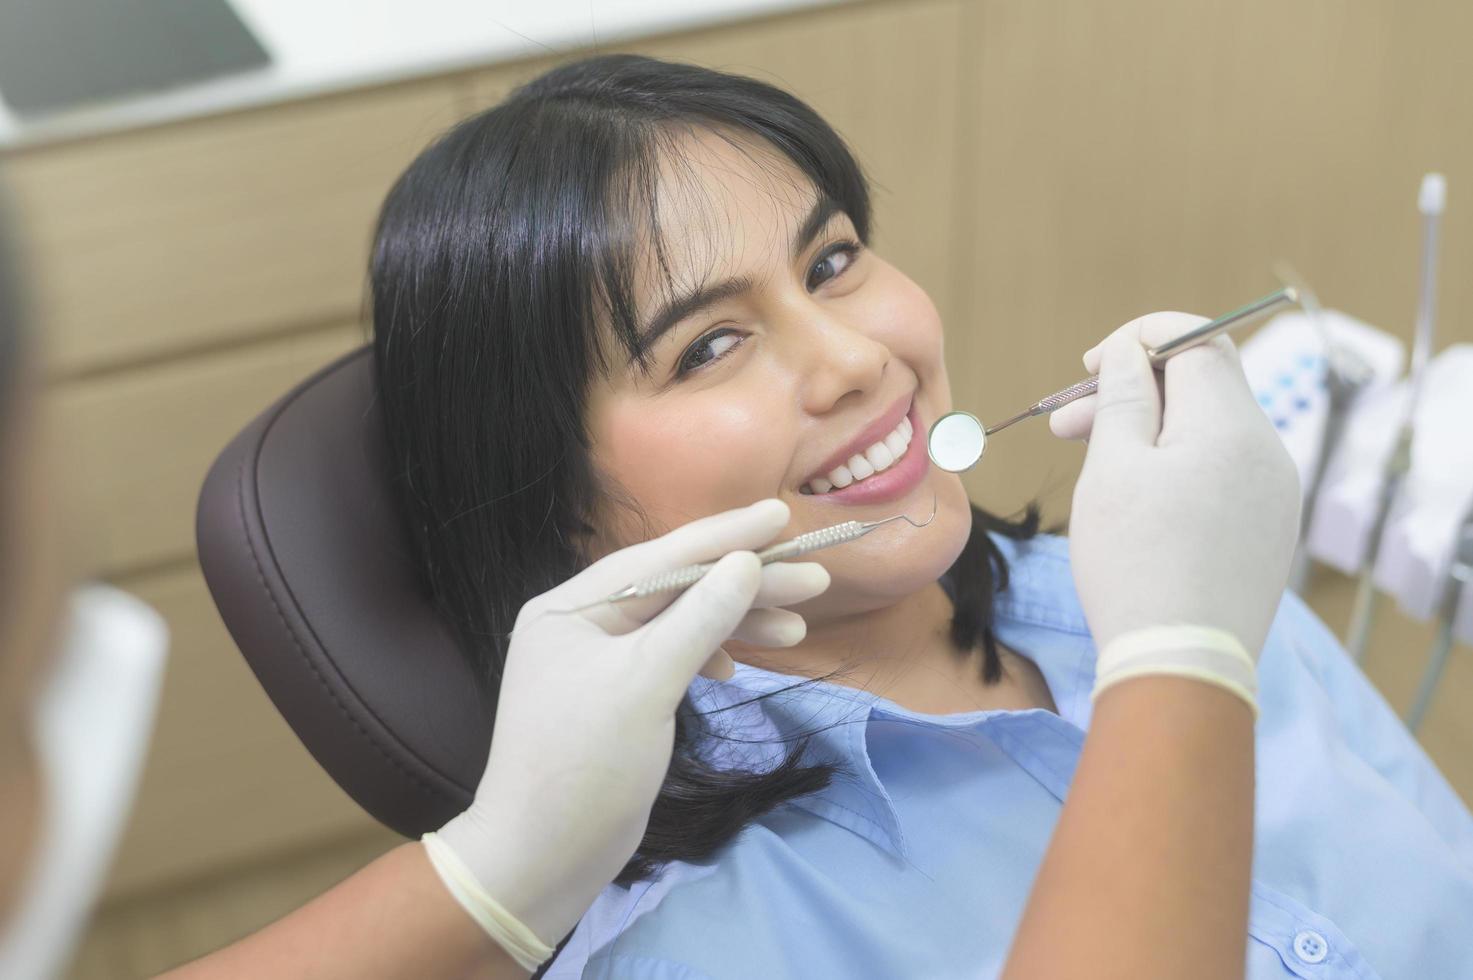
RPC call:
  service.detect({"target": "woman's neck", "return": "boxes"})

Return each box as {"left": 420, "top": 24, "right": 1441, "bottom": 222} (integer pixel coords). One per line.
{"left": 728, "top": 581, "right": 989, "bottom": 706}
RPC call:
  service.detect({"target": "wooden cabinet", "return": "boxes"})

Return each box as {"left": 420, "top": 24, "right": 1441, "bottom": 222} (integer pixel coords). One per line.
{"left": 6, "top": 79, "right": 461, "bottom": 376}
{"left": 102, "top": 564, "right": 379, "bottom": 898}
{"left": 48, "top": 325, "right": 362, "bottom": 577}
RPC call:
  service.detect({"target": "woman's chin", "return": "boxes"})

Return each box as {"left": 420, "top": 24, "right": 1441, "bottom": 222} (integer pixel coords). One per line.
{"left": 792, "top": 498, "right": 972, "bottom": 619}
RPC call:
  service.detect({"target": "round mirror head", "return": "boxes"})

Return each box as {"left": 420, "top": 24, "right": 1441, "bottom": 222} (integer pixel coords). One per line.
{"left": 927, "top": 411, "right": 986, "bottom": 472}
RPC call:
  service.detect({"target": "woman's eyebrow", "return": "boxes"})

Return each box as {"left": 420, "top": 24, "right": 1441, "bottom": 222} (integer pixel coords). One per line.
{"left": 791, "top": 193, "right": 842, "bottom": 263}
{"left": 635, "top": 274, "right": 755, "bottom": 360}
{"left": 633, "top": 194, "right": 843, "bottom": 359}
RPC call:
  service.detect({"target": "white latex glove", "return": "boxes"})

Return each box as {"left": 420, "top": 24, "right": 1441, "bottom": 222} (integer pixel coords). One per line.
{"left": 1049, "top": 313, "right": 1301, "bottom": 657}
{"left": 435, "top": 498, "right": 828, "bottom": 946}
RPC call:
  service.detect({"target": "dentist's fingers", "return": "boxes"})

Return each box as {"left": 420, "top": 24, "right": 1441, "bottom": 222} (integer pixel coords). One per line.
{"left": 1157, "top": 335, "right": 1262, "bottom": 442}
{"left": 1055, "top": 313, "right": 1207, "bottom": 444}
{"left": 633, "top": 551, "right": 764, "bottom": 706}
{"left": 1114, "top": 312, "right": 1258, "bottom": 437}
{"left": 730, "top": 607, "right": 808, "bottom": 647}
{"left": 536, "top": 499, "right": 789, "bottom": 616}
{"left": 1083, "top": 323, "right": 1162, "bottom": 452}
{"left": 698, "top": 647, "right": 736, "bottom": 681}
{"left": 752, "top": 561, "right": 830, "bottom": 609}
{"left": 571, "top": 558, "right": 829, "bottom": 636}
{"left": 1049, "top": 393, "right": 1096, "bottom": 441}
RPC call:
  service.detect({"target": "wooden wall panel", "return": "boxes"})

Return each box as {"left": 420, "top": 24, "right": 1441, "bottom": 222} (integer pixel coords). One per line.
{"left": 70, "top": 828, "right": 401, "bottom": 980}
{"left": 48, "top": 325, "right": 363, "bottom": 577}
{"left": 4, "top": 80, "right": 461, "bottom": 376}
{"left": 101, "top": 565, "right": 381, "bottom": 898}
{"left": 953, "top": 0, "right": 1473, "bottom": 525}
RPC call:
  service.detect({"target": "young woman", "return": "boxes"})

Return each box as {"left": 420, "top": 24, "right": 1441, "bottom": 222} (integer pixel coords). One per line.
{"left": 365, "top": 55, "right": 1473, "bottom": 979}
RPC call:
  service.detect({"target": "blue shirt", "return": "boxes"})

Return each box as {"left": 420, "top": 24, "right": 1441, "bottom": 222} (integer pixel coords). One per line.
{"left": 545, "top": 533, "right": 1473, "bottom": 979}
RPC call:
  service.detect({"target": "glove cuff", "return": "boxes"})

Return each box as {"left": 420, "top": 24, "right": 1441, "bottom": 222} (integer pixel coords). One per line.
{"left": 1090, "top": 625, "right": 1259, "bottom": 719}
{"left": 421, "top": 831, "right": 555, "bottom": 972}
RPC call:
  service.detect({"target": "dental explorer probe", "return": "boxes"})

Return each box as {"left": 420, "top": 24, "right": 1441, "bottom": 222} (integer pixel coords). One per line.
{"left": 1346, "top": 173, "right": 1446, "bottom": 664}
{"left": 563, "top": 494, "right": 939, "bottom": 615}
{"left": 927, "top": 286, "right": 1301, "bottom": 472}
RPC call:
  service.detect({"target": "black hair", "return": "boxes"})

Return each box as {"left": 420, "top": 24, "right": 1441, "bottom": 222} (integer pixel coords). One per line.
{"left": 370, "top": 54, "right": 1039, "bottom": 892}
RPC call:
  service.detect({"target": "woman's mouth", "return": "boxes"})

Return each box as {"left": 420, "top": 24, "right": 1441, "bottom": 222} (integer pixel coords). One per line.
{"left": 798, "top": 401, "right": 929, "bottom": 506}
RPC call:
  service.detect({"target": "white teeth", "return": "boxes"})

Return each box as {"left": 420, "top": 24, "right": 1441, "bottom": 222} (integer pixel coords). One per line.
{"left": 801, "top": 413, "right": 915, "bottom": 495}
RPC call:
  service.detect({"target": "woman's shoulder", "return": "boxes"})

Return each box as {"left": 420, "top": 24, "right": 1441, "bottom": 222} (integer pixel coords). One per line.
{"left": 574, "top": 828, "right": 796, "bottom": 979}
{"left": 576, "top": 807, "right": 904, "bottom": 979}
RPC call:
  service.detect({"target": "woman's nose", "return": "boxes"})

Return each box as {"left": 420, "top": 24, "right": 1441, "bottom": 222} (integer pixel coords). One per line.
{"left": 793, "top": 310, "right": 891, "bottom": 414}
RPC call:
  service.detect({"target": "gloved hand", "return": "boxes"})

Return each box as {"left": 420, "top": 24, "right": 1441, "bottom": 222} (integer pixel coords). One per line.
{"left": 1050, "top": 313, "right": 1301, "bottom": 659}
{"left": 432, "top": 498, "right": 828, "bottom": 950}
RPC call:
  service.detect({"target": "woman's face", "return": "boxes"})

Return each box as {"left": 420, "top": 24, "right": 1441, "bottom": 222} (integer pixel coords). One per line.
{"left": 586, "top": 129, "right": 972, "bottom": 625}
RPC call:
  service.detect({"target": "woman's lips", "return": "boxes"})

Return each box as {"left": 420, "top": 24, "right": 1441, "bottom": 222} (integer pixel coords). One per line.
{"left": 799, "top": 401, "right": 929, "bottom": 507}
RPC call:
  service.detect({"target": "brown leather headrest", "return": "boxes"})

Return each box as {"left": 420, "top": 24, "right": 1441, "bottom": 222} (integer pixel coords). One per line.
{"left": 196, "top": 346, "right": 486, "bottom": 836}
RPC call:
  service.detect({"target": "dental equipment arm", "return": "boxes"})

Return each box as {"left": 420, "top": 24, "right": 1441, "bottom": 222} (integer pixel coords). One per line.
{"left": 1006, "top": 313, "right": 1299, "bottom": 979}
{"left": 1271, "top": 265, "right": 1377, "bottom": 595}
{"left": 1346, "top": 173, "right": 1445, "bottom": 662}
{"left": 1405, "top": 505, "right": 1473, "bottom": 732}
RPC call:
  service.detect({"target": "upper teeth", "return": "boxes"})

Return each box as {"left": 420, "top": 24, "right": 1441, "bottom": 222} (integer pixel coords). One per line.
{"left": 802, "top": 415, "right": 913, "bottom": 494}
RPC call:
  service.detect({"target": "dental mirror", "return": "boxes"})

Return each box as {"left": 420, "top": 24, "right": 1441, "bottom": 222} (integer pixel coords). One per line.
{"left": 927, "top": 411, "right": 987, "bottom": 472}
{"left": 927, "top": 286, "right": 1303, "bottom": 473}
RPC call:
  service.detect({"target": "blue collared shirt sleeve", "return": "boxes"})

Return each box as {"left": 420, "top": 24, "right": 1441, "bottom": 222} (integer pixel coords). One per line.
{"left": 1276, "top": 589, "right": 1473, "bottom": 870}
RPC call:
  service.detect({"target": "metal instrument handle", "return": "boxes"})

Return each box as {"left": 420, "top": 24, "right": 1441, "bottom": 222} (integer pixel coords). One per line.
{"left": 624, "top": 521, "right": 870, "bottom": 599}
{"left": 1026, "top": 287, "right": 1299, "bottom": 417}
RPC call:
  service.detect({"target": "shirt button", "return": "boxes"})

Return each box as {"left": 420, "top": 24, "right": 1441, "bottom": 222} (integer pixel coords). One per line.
{"left": 1292, "top": 930, "right": 1328, "bottom": 964}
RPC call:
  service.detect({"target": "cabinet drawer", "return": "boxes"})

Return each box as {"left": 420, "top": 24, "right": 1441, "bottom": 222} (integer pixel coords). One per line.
{"left": 5, "top": 78, "right": 461, "bottom": 375}
{"left": 104, "top": 564, "right": 382, "bottom": 898}
{"left": 49, "top": 325, "right": 363, "bottom": 576}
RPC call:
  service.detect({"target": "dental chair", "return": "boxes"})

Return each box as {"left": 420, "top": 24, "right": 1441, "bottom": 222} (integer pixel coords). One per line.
{"left": 196, "top": 346, "right": 571, "bottom": 974}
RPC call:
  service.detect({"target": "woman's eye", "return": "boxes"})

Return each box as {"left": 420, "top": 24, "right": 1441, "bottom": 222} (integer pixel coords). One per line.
{"left": 676, "top": 328, "right": 743, "bottom": 377}
{"left": 806, "top": 241, "right": 862, "bottom": 291}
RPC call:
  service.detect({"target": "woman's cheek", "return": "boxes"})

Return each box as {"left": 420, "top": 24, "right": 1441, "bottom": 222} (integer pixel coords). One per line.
{"left": 600, "top": 398, "right": 785, "bottom": 529}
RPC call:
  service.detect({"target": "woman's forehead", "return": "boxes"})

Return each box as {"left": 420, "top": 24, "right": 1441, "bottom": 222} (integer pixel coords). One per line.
{"left": 637, "top": 128, "right": 820, "bottom": 290}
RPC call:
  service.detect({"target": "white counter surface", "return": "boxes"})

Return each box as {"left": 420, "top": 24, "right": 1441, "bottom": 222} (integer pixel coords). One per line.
{"left": 0, "top": 0, "right": 835, "bottom": 150}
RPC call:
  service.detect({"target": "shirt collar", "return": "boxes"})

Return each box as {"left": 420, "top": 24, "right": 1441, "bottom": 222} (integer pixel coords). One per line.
{"left": 982, "top": 532, "right": 1092, "bottom": 637}
{"left": 684, "top": 531, "right": 1097, "bottom": 862}
{"left": 687, "top": 664, "right": 906, "bottom": 858}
